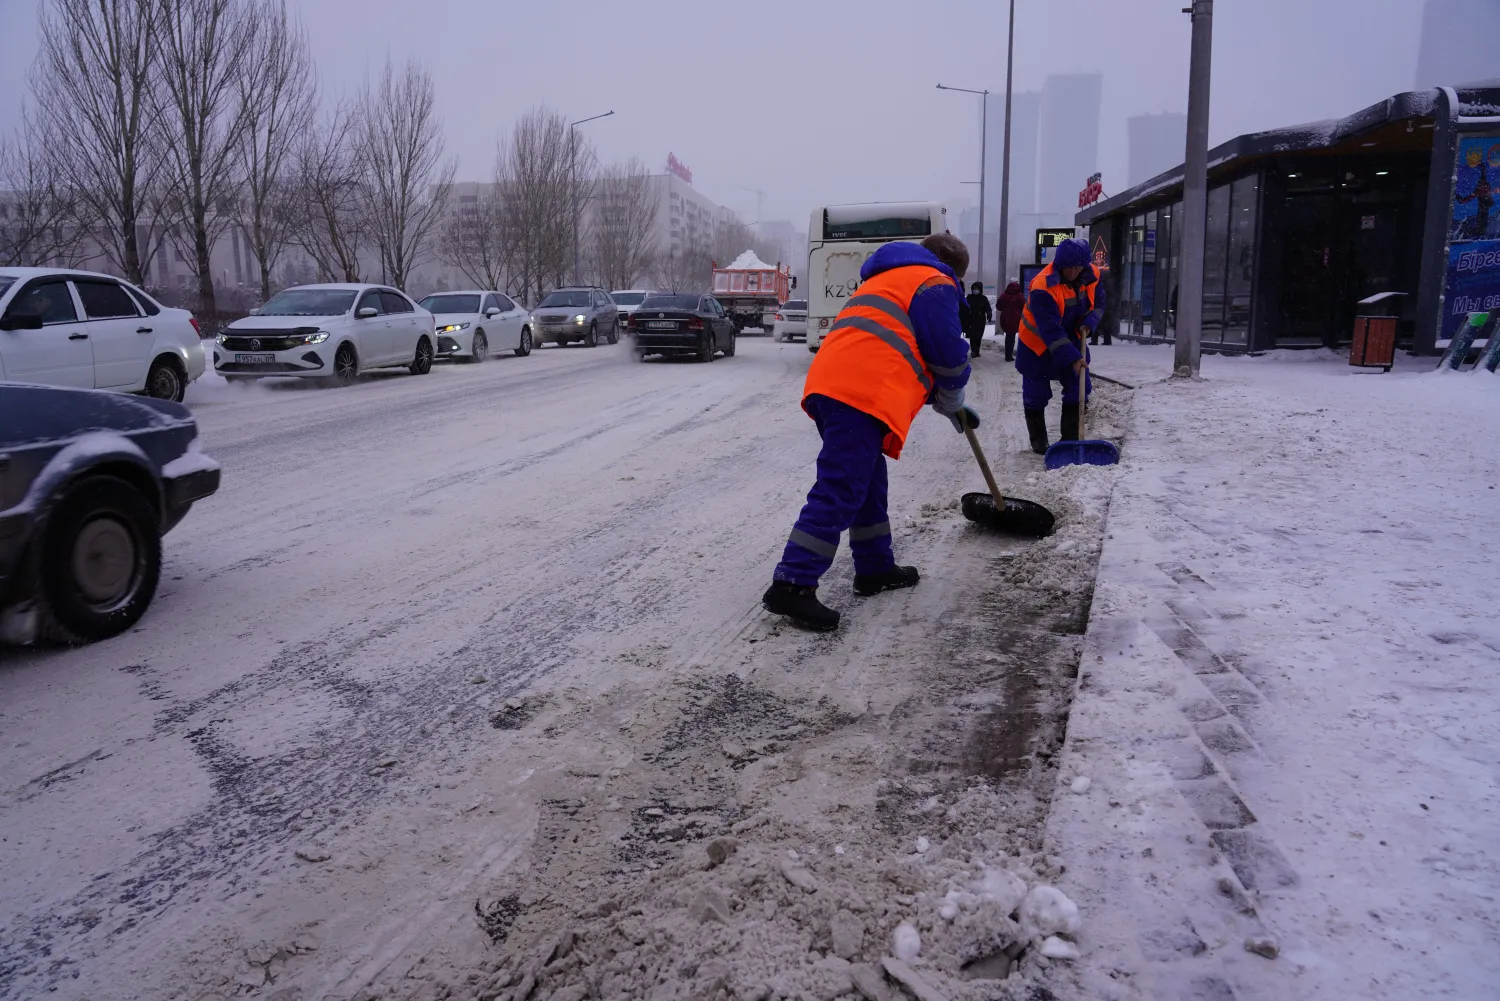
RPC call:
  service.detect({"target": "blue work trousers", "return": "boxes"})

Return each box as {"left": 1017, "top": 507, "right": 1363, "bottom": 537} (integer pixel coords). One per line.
{"left": 773, "top": 395, "right": 896, "bottom": 586}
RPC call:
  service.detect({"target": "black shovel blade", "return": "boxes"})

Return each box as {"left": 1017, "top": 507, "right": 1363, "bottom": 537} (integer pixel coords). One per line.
{"left": 961, "top": 491, "right": 1056, "bottom": 538}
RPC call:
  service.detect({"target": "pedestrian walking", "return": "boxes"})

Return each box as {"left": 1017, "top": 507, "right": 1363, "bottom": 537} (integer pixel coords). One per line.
{"left": 763, "top": 234, "right": 978, "bottom": 631}
{"left": 963, "top": 281, "right": 992, "bottom": 358}
{"left": 1088, "top": 247, "right": 1112, "bottom": 346}
{"left": 997, "top": 280, "right": 1026, "bottom": 362}
{"left": 1014, "top": 238, "right": 1106, "bottom": 455}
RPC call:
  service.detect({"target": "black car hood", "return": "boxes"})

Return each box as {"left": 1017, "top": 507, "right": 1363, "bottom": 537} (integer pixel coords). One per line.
{"left": 0, "top": 383, "right": 193, "bottom": 449}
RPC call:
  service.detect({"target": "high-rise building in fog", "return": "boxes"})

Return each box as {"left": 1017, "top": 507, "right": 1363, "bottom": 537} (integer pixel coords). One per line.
{"left": 1127, "top": 112, "right": 1187, "bottom": 188}
{"left": 982, "top": 91, "right": 1040, "bottom": 218}
{"left": 1038, "top": 74, "right": 1102, "bottom": 216}
{"left": 1415, "top": 0, "right": 1500, "bottom": 89}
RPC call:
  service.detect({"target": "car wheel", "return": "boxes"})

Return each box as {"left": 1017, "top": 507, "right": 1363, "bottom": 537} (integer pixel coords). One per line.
{"left": 584, "top": 322, "right": 598, "bottom": 348}
{"left": 410, "top": 336, "right": 433, "bottom": 374}
{"left": 516, "top": 327, "right": 533, "bottom": 357}
{"left": 332, "top": 343, "right": 358, "bottom": 384}
{"left": 698, "top": 330, "right": 715, "bottom": 363}
{"left": 724, "top": 328, "right": 736, "bottom": 357}
{"left": 145, "top": 357, "right": 185, "bottom": 402}
{"left": 468, "top": 330, "right": 488, "bottom": 363}
{"left": 37, "top": 475, "right": 162, "bottom": 644}
{"left": 607, "top": 324, "right": 618, "bottom": 345}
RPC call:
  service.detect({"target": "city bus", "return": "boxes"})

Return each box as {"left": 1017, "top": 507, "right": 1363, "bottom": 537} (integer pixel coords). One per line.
{"left": 804, "top": 201, "right": 948, "bottom": 352}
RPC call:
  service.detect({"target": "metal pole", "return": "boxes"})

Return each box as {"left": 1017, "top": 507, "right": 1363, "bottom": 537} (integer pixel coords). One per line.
{"left": 571, "top": 126, "right": 579, "bottom": 285}
{"left": 1174, "top": 0, "right": 1213, "bottom": 377}
{"left": 997, "top": 0, "right": 1014, "bottom": 286}
{"left": 977, "top": 90, "right": 987, "bottom": 285}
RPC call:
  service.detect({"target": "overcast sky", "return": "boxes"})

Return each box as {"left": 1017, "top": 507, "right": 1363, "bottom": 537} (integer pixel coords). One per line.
{"left": 0, "top": 0, "right": 1429, "bottom": 229}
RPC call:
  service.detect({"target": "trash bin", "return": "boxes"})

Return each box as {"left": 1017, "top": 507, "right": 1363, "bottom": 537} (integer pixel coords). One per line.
{"left": 1350, "top": 292, "right": 1404, "bottom": 371}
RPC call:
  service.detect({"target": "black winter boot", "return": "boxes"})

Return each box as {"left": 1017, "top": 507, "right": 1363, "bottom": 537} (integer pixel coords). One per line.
{"left": 1024, "top": 408, "right": 1049, "bottom": 454}
{"left": 763, "top": 581, "right": 840, "bottom": 631}
{"left": 853, "top": 565, "right": 920, "bottom": 596}
{"left": 1060, "top": 403, "right": 1082, "bottom": 442}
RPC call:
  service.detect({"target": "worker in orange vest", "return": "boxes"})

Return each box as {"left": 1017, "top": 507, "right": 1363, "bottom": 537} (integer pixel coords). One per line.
{"left": 763, "top": 233, "right": 977, "bottom": 631}
{"left": 1015, "top": 238, "right": 1105, "bottom": 453}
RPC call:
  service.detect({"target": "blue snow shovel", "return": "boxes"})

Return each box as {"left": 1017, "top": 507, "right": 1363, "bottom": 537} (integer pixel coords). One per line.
{"left": 1044, "top": 363, "right": 1119, "bottom": 469}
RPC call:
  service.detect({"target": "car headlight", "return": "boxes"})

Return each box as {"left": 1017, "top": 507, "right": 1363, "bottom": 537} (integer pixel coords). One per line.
{"left": 215, "top": 334, "right": 228, "bottom": 345}
{"left": 437, "top": 322, "right": 471, "bottom": 333}
{"left": 289, "top": 330, "right": 330, "bottom": 345}
{"left": 573, "top": 314, "right": 586, "bottom": 325}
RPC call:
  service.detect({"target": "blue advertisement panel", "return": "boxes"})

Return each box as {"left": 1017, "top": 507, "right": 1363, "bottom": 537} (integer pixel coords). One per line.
{"left": 1443, "top": 134, "right": 1500, "bottom": 340}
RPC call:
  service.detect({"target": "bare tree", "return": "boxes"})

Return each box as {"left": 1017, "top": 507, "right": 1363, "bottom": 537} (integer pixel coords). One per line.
{"left": 439, "top": 182, "right": 507, "bottom": 291}
{"left": 494, "top": 107, "right": 586, "bottom": 304}
{"left": 231, "top": 0, "right": 314, "bottom": 299}
{"left": 650, "top": 245, "right": 712, "bottom": 293}
{"left": 34, "top": 0, "right": 166, "bottom": 284}
{"left": 156, "top": 0, "right": 258, "bottom": 325}
{"left": 588, "top": 158, "right": 659, "bottom": 291}
{"left": 0, "top": 118, "right": 94, "bottom": 267}
{"left": 359, "top": 58, "right": 455, "bottom": 290}
{"left": 292, "top": 101, "right": 367, "bottom": 283}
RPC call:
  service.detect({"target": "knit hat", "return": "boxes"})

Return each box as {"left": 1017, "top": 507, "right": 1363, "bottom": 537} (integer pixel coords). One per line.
{"left": 1054, "top": 238, "right": 1090, "bottom": 268}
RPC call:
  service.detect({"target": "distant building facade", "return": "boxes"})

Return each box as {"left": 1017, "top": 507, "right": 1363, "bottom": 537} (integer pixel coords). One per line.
{"left": 1128, "top": 112, "right": 1187, "bottom": 188}
{"left": 1038, "top": 74, "right": 1102, "bottom": 216}
{"left": 1414, "top": 0, "right": 1500, "bottom": 89}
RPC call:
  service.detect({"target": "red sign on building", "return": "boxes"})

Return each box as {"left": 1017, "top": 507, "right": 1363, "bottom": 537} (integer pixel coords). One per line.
{"left": 1078, "top": 172, "right": 1104, "bottom": 209}
{"left": 667, "top": 153, "right": 693, "bottom": 184}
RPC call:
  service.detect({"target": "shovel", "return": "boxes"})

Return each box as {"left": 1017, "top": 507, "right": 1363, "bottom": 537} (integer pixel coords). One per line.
{"left": 958, "top": 410, "right": 1055, "bottom": 538}
{"left": 1044, "top": 363, "right": 1120, "bottom": 469}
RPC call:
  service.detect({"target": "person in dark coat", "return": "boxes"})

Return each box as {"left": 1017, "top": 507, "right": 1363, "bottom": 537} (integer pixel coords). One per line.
{"left": 997, "top": 280, "right": 1026, "bottom": 362}
{"left": 962, "top": 281, "right": 992, "bottom": 358}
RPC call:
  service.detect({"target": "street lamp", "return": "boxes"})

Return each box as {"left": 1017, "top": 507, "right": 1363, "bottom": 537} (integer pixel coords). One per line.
{"left": 998, "top": 0, "right": 1016, "bottom": 288}
{"left": 937, "top": 83, "right": 989, "bottom": 285}
{"left": 570, "top": 109, "right": 615, "bottom": 286}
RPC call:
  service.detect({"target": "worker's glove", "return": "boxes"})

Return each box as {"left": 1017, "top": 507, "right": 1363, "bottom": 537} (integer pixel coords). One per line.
{"left": 946, "top": 405, "right": 982, "bottom": 434}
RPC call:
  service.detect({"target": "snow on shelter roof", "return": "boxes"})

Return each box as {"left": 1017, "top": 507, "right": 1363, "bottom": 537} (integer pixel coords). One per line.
{"left": 721, "top": 251, "right": 777, "bottom": 271}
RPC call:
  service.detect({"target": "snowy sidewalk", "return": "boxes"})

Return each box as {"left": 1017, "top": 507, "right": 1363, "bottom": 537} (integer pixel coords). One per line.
{"left": 1046, "top": 346, "right": 1500, "bottom": 1000}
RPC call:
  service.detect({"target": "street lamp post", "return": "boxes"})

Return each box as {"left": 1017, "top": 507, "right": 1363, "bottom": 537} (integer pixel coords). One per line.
{"left": 937, "top": 83, "right": 990, "bottom": 285}
{"left": 998, "top": 0, "right": 1015, "bottom": 287}
{"left": 1175, "top": 1, "right": 1213, "bottom": 376}
{"left": 570, "top": 110, "right": 615, "bottom": 286}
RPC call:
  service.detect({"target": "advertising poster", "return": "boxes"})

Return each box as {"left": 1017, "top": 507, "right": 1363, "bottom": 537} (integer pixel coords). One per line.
{"left": 1442, "top": 133, "right": 1500, "bottom": 341}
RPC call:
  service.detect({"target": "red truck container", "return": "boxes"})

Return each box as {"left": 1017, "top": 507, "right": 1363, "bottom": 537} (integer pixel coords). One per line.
{"left": 711, "top": 251, "right": 795, "bottom": 333}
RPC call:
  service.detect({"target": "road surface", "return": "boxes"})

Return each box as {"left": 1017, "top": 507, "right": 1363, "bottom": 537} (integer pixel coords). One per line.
{"left": 0, "top": 337, "right": 1120, "bottom": 1000}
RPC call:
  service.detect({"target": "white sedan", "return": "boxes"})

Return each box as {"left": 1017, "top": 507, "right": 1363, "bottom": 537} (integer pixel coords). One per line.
{"left": 213, "top": 284, "right": 434, "bottom": 384}
{"left": 418, "top": 290, "right": 533, "bottom": 362}
{"left": 0, "top": 267, "right": 205, "bottom": 401}
{"left": 772, "top": 299, "right": 808, "bottom": 342}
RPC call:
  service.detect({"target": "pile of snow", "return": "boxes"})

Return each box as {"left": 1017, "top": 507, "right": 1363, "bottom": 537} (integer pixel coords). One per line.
{"left": 722, "top": 251, "right": 777, "bottom": 272}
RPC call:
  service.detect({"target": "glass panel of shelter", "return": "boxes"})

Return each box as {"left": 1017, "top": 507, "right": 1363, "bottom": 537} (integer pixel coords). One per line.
{"left": 1223, "top": 173, "right": 1260, "bottom": 346}
{"left": 1202, "top": 183, "right": 1231, "bottom": 344}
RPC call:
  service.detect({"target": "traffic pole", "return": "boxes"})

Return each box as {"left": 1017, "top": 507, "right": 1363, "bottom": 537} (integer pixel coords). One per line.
{"left": 977, "top": 90, "right": 987, "bottom": 287}
{"left": 997, "top": 0, "right": 1014, "bottom": 288}
{"left": 1174, "top": 0, "right": 1213, "bottom": 377}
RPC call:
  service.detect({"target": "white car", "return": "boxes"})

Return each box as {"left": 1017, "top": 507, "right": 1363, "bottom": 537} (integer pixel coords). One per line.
{"left": 772, "top": 299, "right": 808, "bottom": 342}
{"left": 214, "top": 284, "right": 434, "bottom": 384}
{"left": 610, "top": 289, "right": 653, "bottom": 330}
{"left": 417, "top": 290, "right": 533, "bottom": 362}
{"left": 0, "top": 267, "right": 205, "bottom": 401}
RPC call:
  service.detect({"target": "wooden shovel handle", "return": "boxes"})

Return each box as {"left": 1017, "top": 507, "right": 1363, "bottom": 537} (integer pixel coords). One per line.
{"left": 1078, "top": 361, "right": 1087, "bottom": 441}
{"left": 959, "top": 410, "right": 1005, "bottom": 508}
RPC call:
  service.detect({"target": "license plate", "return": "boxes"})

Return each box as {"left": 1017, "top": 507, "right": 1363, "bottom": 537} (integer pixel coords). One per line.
{"left": 646, "top": 321, "right": 678, "bottom": 329}
{"left": 236, "top": 353, "right": 275, "bottom": 363}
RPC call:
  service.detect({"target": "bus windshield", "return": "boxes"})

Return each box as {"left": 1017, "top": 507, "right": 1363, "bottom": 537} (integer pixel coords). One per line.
{"left": 822, "top": 203, "right": 936, "bottom": 241}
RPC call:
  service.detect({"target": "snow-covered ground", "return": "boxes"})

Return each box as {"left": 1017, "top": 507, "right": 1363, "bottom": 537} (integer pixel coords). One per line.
{"left": 0, "top": 339, "right": 1128, "bottom": 1000}
{"left": 3, "top": 335, "right": 1491, "bottom": 1001}
{"left": 1047, "top": 343, "right": 1500, "bottom": 1000}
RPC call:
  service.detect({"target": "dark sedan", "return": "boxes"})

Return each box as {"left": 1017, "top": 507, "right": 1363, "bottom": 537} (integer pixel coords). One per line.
{"left": 0, "top": 383, "right": 220, "bottom": 645}
{"left": 628, "top": 294, "right": 737, "bottom": 362}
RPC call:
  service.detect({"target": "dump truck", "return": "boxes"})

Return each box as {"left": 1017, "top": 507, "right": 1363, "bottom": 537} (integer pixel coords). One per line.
{"left": 710, "top": 251, "right": 795, "bottom": 333}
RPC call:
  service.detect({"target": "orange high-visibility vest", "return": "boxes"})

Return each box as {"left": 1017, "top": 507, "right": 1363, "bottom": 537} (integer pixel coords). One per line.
{"left": 1018, "top": 263, "right": 1095, "bottom": 357}
{"left": 803, "top": 264, "right": 955, "bottom": 459}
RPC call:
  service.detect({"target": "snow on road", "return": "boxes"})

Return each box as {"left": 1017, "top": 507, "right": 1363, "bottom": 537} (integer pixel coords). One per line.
{"left": 1048, "top": 344, "right": 1500, "bottom": 1001}
{"left": 0, "top": 339, "right": 1128, "bottom": 1001}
